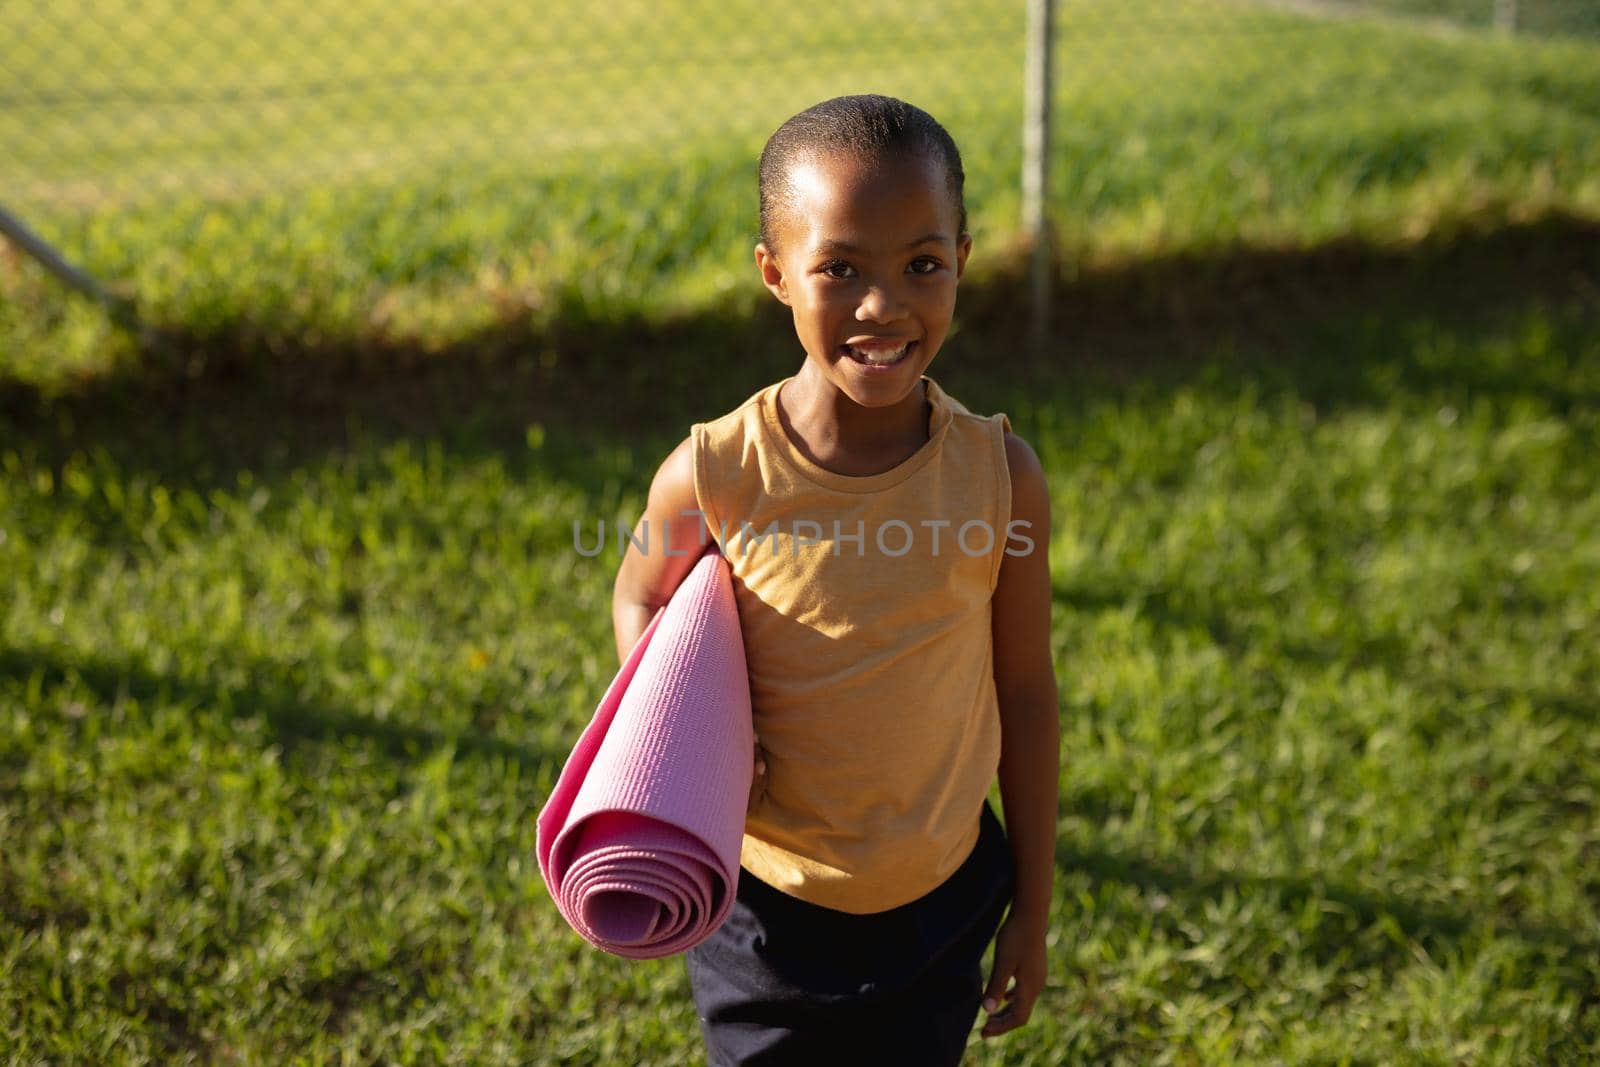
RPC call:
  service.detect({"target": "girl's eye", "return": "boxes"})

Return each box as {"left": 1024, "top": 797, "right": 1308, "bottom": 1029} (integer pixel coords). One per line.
{"left": 909, "top": 257, "right": 941, "bottom": 275}
{"left": 821, "top": 261, "right": 855, "bottom": 279}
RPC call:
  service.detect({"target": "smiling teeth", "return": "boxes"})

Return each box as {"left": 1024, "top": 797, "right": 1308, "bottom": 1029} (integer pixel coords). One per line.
{"left": 848, "top": 344, "right": 909, "bottom": 364}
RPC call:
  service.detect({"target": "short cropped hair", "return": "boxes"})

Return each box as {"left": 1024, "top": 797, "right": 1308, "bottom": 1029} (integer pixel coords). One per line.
{"left": 758, "top": 94, "right": 967, "bottom": 252}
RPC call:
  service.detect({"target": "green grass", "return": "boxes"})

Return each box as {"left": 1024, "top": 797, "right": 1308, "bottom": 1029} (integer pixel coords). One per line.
{"left": 3, "top": 225, "right": 1598, "bottom": 1062}
{"left": 2, "top": 1, "right": 1598, "bottom": 387}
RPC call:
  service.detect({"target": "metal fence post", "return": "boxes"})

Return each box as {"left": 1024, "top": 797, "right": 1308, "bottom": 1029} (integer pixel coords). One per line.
{"left": 1023, "top": 0, "right": 1055, "bottom": 353}
{"left": 0, "top": 203, "right": 136, "bottom": 328}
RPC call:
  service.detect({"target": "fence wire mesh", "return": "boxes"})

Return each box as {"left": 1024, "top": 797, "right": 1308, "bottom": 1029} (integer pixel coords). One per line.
{"left": 5, "top": 1, "right": 1027, "bottom": 212}
{"left": 1, "top": 0, "right": 1596, "bottom": 332}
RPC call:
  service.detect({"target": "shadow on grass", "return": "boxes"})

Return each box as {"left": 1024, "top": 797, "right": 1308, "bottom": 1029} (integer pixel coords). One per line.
{"left": 0, "top": 644, "right": 563, "bottom": 778}
{"left": 1054, "top": 836, "right": 1600, "bottom": 992}
{"left": 0, "top": 641, "right": 561, "bottom": 1055}
{"left": 1, "top": 213, "right": 1596, "bottom": 493}
{"left": 1051, "top": 574, "right": 1599, "bottom": 766}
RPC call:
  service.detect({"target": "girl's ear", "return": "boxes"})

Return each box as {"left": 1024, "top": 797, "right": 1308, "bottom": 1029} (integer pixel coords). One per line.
{"left": 955, "top": 232, "right": 973, "bottom": 282}
{"left": 754, "top": 242, "right": 791, "bottom": 306}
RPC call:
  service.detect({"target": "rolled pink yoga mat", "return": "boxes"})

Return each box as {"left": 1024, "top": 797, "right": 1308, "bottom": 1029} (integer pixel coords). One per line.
{"left": 537, "top": 544, "right": 753, "bottom": 959}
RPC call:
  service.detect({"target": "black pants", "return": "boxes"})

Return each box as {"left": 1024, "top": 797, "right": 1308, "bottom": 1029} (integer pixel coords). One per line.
{"left": 683, "top": 801, "right": 1015, "bottom": 1066}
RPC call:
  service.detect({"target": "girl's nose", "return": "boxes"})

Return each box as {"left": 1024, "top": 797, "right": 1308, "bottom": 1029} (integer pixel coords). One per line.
{"left": 856, "top": 284, "right": 908, "bottom": 323}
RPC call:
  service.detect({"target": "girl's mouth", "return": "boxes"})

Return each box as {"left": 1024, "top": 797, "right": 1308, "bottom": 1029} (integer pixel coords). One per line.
{"left": 841, "top": 340, "right": 916, "bottom": 367}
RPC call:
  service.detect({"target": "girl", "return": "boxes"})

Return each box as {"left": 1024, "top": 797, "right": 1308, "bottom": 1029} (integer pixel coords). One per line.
{"left": 611, "top": 95, "right": 1060, "bottom": 1064}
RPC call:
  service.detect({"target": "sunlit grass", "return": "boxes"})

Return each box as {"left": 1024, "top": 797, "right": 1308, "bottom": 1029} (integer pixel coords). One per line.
{"left": 3, "top": 268, "right": 1597, "bottom": 1060}
{"left": 2, "top": 1, "right": 1598, "bottom": 388}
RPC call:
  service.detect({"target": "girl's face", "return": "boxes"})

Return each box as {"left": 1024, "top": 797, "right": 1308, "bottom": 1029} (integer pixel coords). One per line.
{"left": 755, "top": 150, "right": 971, "bottom": 408}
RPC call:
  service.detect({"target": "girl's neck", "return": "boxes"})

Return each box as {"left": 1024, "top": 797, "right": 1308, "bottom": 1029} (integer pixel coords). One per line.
{"left": 777, "top": 362, "right": 931, "bottom": 476}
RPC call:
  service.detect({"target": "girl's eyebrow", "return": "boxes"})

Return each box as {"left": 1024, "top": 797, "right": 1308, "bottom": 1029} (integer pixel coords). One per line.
{"left": 814, "top": 234, "right": 951, "bottom": 255}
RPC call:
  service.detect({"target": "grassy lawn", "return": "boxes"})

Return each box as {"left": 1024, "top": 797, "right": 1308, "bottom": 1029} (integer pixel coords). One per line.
{"left": 2, "top": 1, "right": 1598, "bottom": 386}
{"left": 4, "top": 225, "right": 1597, "bottom": 1063}
{"left": 2, "top": 1, "right": 1599, "bottom": 1063}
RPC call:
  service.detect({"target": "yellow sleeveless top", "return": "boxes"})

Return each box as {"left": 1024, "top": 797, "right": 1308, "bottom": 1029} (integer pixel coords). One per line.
{"left": 690, "top": 374, "right": 1013, "bottom": 914}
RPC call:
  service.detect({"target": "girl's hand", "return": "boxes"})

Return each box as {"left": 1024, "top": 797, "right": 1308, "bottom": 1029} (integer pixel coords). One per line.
{"left": 979, "top": 913, "right": 1047, "bottom": 1039}
{"left": 747, "top": 736, "right": 766, "bottom": 815}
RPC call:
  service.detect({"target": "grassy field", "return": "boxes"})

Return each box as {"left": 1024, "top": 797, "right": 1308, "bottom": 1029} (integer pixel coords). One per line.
{"left": 2, "top": 0, "right": 1599, "bottom": 1063}
{"left": 3, "top": 226, "right": 1597, "bottom": 1063}
{"left": 2, "top": 1, "right": 1598, "bottom": 386}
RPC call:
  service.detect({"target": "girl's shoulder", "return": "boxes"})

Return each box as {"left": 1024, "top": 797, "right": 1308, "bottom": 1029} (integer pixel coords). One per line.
{"left": 689, "top": 377, "right": 787, "bottom": 461}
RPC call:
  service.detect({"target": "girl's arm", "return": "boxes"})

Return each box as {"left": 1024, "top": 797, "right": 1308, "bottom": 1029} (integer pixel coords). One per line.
{"left": 611, "top": 437, "right": 765, "bottom": 812}
{"left": 981, "top": 430, "right": 1061, "bottom": 1040}
{"left": 611, "top": 435, "right": 716, "bottom": 663}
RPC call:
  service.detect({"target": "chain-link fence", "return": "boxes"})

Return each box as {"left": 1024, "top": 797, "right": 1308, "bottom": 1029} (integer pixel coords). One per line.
{"left": 4, "top": 3, "right": 1024, "bottom": 213}
{"left": 1, "top": 0, "right": 1596, "bottom": 346}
